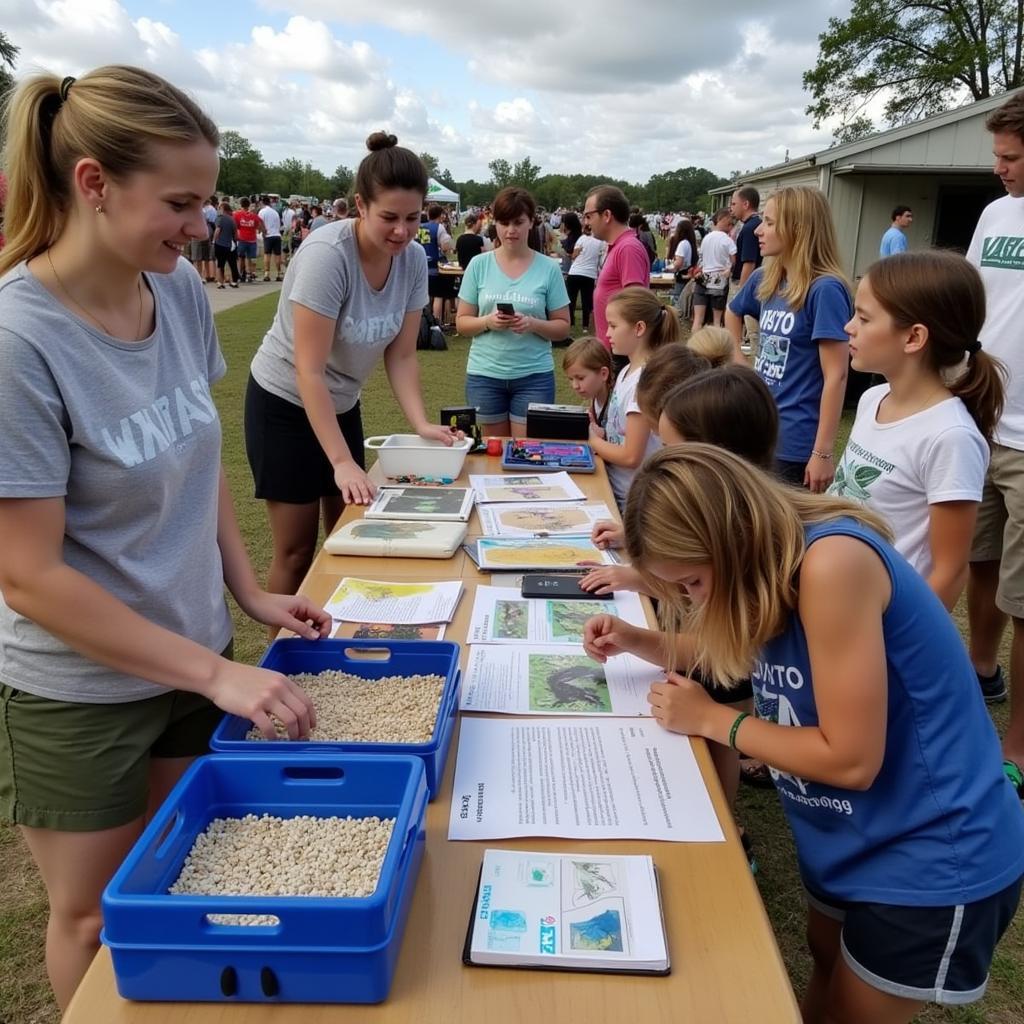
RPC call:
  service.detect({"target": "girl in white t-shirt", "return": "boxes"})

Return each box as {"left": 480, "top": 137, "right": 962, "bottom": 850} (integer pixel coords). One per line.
{"left": 588, "top": 287, "right": 678, "bottom": 509}
{"left": 832, "top": 251, "right": 1006, "bottom": 610}
{"left": 562, "top": 335, "right": 613, "bottom": 429}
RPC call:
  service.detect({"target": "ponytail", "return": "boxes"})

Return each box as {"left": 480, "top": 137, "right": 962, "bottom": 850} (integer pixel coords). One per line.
{"left": 947, "top": 349, "right": 1007, "bottom": 443}
{"left": 607, "top": 285, "right": 679, "bottom": 350}
{"left": 0, "top": 75, "right": 66, "bottom": 274}
{"left": 0, "top": 65, "right": 218, "bottom": 276}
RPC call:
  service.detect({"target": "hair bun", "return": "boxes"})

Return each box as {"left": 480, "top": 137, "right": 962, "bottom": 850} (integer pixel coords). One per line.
{"left": 366, "top": 131, "right": 398, "bottom": 152}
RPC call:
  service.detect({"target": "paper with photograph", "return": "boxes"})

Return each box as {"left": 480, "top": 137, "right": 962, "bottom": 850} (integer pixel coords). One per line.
{"left": 475, "top": 537, "right": 616, "bottom": 571}
{"left": 470, "top": 471, "right": 585, "bottom": 503}
{"left": 460, "top": 645, "right": 661, "bottom": 717}
{"left": 477, "top": 502, "right": 615, "bottom": 537}
{"left": 467, "top": 586, "right": 645, "bottom": 645}
{"left": 324, "top": 577, "right": 463, "bottom": 624}
{"left": 467, "top": 849, "right": 668, "bottom": 972}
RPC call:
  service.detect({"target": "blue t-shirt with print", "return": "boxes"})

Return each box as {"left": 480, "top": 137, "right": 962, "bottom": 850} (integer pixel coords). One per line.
{"left": 459, "top": 251, "right": 570, "bottom": 379}
{"left": 730, "top": 269, "right": 851, "bottom": 462}
{"left": 879, "top": 226, "right": 908, "bottom": 258}
{"left": 754, "top": 518, "right": 1024, "bottom": 905}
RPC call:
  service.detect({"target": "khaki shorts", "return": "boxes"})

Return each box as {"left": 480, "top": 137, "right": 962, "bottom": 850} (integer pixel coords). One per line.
{"left": 971, "top": 443, "right": 1024, "bottom": 617}
{"left": 0, "top": 642, "right": 231, "bottom": 832}
{"left": 728, "top": 278, "right": 760, "bottom": 351}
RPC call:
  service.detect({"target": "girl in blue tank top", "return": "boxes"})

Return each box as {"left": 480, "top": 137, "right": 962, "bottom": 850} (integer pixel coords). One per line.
{"left": 584, "top": 444, "right": 1024, "bottom": 1023}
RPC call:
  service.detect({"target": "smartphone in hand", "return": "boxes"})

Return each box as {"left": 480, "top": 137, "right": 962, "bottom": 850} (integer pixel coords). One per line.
{"left": 496, "top": 302, "right": 516, "bottom": 316}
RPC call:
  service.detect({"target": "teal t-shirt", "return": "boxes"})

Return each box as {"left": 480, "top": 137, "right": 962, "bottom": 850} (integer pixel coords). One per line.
{"left": 459, "top": 251, "right": 569, "bottom": 379}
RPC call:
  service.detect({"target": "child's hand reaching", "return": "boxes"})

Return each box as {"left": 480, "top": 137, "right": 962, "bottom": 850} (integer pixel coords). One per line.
{"left": 579, "top": 564, "right": 646, "bottom": 595}
{"left": 591, "top": 519, "right": 624, "bottom": 550}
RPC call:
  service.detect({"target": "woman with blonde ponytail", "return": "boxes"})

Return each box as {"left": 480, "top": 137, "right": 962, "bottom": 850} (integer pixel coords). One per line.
{"left": 831, "top": 251, "right": 1006, "bottom": 611}
{"left": 585, "top": 444, "right": 1024, "bottom": 1023}
{"left": 0, "top": 66, "right": 330, "bottom": 1009}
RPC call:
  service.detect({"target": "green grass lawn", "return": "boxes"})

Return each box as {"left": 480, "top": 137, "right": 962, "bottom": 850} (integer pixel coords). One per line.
{"left": 0, "top": 293, "right": 1020, "bottom": 1023}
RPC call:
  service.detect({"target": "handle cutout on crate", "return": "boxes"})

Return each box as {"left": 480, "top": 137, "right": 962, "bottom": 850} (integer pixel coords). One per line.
{"left": 344, "top": 646, "right": 392, "bottom": 662}
{"left": 219, "top": 966, "right": 239, "bottom": 997}
{"left": 282, "top": 765, "right": 346, "bottom": 783}
{"left": 153, "top": 810, "right": 185, "bottom": 860}
{"left": 260, "top": 966, "right": 281, "bottom": 997}
{"left": 204, "top": 913, "right": 281, "bottom": 930}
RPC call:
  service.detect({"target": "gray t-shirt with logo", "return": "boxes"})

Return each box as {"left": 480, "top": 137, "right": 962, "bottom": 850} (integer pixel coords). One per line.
{"left": 250, "top": 218, "right": 428, "bottom": 413}
{"left": 0, "top": 259, "right": 233, "bottom": 703}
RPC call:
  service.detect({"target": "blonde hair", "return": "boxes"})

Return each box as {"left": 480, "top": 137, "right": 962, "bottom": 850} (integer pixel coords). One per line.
{"left": 685, "top": 326, "right": 733, "bottom": 367}
{"left": 756, "top": 186, "right": 849, "bottom": 311}
{"left": 624, "top": 444, "right": 892, "bottom": 688}
{"left": 606, "top": 286, "right": 679, "bottom": 350}
{"left": 0, "top": 65, "right": 218, "bottom": 275}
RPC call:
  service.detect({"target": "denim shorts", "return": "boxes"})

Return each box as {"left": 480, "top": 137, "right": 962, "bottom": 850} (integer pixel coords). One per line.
{"left": 466, "top": 370, "right": 555, "bottom": 425}
{"left": 236, "top": 240, "right": 258, "bottom": 259}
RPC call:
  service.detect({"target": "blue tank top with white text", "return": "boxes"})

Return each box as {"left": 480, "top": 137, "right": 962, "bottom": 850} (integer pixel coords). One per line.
{"left": 754, "top": 517, "right": 1024, "bottom": 905}
{"left": 417, "top": 221, "right": 441, "bottom": 272}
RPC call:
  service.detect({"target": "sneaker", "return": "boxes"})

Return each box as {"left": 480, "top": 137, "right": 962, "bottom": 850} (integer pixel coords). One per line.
{"left": 263, "top": 275, "right": 270, "bottom": 282}
{"left": 978, "top": 666, "right": 1008, "bottom": 703}
{"left": 229, "top": 282, "right": 238, "bottom": 289}
{"left": 216, "top": 283, "right": 225, "bottom": 290}
{"left": 276, "top": 276, "right": 284, "bottom": 282}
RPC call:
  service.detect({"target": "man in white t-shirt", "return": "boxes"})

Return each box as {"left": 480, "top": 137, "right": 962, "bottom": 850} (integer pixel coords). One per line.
{"left": 692, "top": 208, "right": 736, "bottom": 329}
{"left": 258, "top": 196, "right": 283, "bottom": 281}
{"left": 965, "top": 90, "right": 1024, "bottom": 785}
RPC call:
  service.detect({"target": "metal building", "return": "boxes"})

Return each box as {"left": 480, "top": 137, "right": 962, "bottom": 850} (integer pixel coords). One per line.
{"left": 711, "top": 88, "right": 1021, "bottom": 278}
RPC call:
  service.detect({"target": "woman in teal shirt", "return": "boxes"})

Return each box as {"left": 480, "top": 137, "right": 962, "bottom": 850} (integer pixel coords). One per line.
{"left": 456, "top": 187, "right": 570, "bottom": 438}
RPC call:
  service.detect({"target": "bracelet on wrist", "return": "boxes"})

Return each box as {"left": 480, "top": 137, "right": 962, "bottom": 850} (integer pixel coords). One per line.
{"left": 728, "top": 711, "right": 750, "bottom": 751}
{"left": 811, "top": 448, "right": 833, "bottom": 461}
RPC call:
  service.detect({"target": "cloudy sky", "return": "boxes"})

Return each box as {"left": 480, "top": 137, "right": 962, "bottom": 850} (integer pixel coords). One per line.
{"left": 6, "top": 0, "right": 853, "bottom": 183}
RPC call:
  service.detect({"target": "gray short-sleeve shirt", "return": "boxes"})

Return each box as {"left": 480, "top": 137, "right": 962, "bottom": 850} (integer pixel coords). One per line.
{"left": 0, "top": 259, "right": 233, "bottom": 703}
{"left": 250, "top": 218, "right": 429, "bottom": 413}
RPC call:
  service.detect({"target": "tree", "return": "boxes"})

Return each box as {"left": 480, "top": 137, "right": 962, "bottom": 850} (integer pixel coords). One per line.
{"left": 488, "top": 158, "right": 512, "bottom": 190}
{"left": 804, "top": 0, "right": 1024, "bottom": 138}
{"left": 419, "top": 152, "right": 440, "bottom": 178}
{"left": 329, "top": 163, "right": 354, "bottom": 198}
{"left": 217, "top": 130, "right": 265, "bottom": 197}
{"left": 0, "top": 31, "right": 17, "bottom": 103}
{"left": 511, "top": 156, "right": 542, "bottom": 190}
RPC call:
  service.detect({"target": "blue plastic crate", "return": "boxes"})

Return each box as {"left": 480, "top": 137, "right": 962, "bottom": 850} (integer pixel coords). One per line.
{"left": 210, "top": 638, "right": 460, "bottom": 799}
{"left": 102, "top": 753, "right": 427, "bottom": 1004}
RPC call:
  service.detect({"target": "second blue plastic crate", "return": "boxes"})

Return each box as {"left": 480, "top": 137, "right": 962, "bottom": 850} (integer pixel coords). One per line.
{"left": 210, "top": 638, "right": 460, "bottom": 798}
{"left": 102, "top": 753, "right": 428, "bottom": 1003}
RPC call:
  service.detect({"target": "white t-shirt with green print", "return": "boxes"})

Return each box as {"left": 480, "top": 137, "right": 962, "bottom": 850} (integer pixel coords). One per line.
{"left": 830, "top": 385, "right": 988, "bottom": 578}
{"left": 967, "top": 194, "right": 1024, "bottom": 449}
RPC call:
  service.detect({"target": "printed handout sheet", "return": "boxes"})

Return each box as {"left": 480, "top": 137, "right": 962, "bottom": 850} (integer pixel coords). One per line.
{"left": 324, "top": 577, "right": 462, "bottom": 624}
{"left": 448, "top": 718, "right": 724, "bottom": 842}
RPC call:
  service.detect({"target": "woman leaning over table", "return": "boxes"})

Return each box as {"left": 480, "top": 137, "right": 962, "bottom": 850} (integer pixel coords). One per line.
{"left": 246, "top": 133, "right": 457, "bottom": 601}
{"left": 0, "top": 66, "right": 329, "bottom": 1011}
{"left": 456, "top": 187, "right": 571, "bottom": 438}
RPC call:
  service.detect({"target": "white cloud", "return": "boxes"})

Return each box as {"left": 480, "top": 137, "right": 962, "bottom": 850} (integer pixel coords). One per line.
{"left": 5, "top": 0, "right": 850, "bottom": 183}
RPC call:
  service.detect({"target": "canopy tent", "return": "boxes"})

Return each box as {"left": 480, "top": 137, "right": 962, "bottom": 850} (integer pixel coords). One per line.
{"left": 426, "top": 178, "right": 460, "bottom": 212}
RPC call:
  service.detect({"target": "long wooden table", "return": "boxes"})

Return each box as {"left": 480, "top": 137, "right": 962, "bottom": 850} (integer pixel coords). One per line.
{"left": 65, "top": 451, "right": 800, "bottom": 1023}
